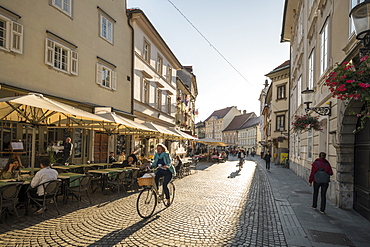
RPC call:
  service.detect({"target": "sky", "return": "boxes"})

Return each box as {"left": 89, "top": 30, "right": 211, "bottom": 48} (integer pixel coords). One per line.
{"left": 127, "top": 0, "right": 290, "bottom": 121}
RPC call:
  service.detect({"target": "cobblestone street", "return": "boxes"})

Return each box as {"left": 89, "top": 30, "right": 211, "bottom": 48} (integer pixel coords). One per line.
{"left": 0, "top": 159, "right": 287, "bottom": 246}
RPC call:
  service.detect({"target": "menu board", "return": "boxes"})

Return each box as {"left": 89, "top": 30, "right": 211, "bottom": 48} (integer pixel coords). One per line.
{"left": 10, "top": 142, "right": 24, "bottom": 151}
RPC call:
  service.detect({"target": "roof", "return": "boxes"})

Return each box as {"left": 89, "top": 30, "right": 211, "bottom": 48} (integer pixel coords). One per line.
{"left": 240, "top": 117, "right": 260, "bottom": 129}
{"left": 223, "top": 113, "right": 253, "bottom": 131}
{"left": 265, "top": 60, "right": 290, "bottom": 76}
{"left": 205, "top": 106, "right": 235, "bottom": 121}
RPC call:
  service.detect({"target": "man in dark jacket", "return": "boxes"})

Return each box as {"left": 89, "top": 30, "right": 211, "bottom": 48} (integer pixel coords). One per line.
{"left": 62, "top": 137, "right": 73, "bottom": 165}
{"left": 264, "top": 151, "right": 271, "bottom": 170}
{"left": 309, "top": 152, "right": 333, "bottom": 214}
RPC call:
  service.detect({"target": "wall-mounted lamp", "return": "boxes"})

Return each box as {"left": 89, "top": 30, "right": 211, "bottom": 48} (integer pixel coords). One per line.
{"left": 350, "top": 0, "right": 370, "bottom": 55}
{"left": 301, "top": 88, "right": 332, "bottom": 116}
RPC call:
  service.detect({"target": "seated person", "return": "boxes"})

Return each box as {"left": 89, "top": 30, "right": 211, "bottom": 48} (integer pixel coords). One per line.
{"left": 121, "top": 154, "right": 138, "bottom": 168}
{"left": 117, "top": 151, "right": 126, "bottom": 163}
{"left": 0, "top": 158, "right": 21, "bottom": 179}
{"left": 108, "top": 152, "right": 116, "bottom": 163}
{"left": 220, "top": 151, "right": 227, "bottom": 162}
{"left": 30, "top": 157, "right": 58, "bottom": 197}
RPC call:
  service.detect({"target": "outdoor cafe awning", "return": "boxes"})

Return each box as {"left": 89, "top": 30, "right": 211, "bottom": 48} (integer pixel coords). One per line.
{"left": 142, "top": 122, "right": 182, "bottom": 139}
{"left": 168, "top": 127, "right": 197, "bottom": 140}
{"left": 195, "top": 138, "right": 227, "bottom": 146}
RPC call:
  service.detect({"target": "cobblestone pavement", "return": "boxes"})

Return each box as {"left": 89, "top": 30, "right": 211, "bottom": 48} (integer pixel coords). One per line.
{"left": 0, "top": 160, "right": 287, "bottom": 246}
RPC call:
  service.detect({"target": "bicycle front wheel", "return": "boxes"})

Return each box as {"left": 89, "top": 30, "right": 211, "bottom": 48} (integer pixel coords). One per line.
{"left": 162, "top": 182, "right": 175, "bottom": 206}
{"left": 136, "top": 187, "right": 157, "bottom": 218}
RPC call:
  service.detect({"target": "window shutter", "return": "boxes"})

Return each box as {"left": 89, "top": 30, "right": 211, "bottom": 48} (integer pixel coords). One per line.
{"left": 96, "top": 63, "right": 102, "bottom": 85}
{"left": 70, "top": 51, "right": 78, "bottom": 75}
{"left": 10, "top": 22, "right": 23, "bottom": 54}
{"left": 111, "top": 71, "right": 117, "bottom": 90}
{"left": 45, "top": 38, "right": 54, "bottom": 66}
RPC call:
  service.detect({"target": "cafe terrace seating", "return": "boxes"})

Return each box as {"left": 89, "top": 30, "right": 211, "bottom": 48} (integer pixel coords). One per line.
{"left": 27, "top": 180, "right": 60, "bottom": 217}
{"left": 66, "top": 175, "right": 92, "bottom": 208}
{"left": 0, "top": 183, "right": 21, "bottom": 221}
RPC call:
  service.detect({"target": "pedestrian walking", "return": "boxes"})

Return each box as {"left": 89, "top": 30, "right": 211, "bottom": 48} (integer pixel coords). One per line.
{"left": 309, "top": 152, "right": 333, "bottom": 214}
{"left": 264, "top": 151, "right": 271, "bottom": 170}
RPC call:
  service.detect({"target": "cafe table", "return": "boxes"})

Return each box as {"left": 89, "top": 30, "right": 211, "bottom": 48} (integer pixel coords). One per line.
{"left": 20, "top": 168, "right": 41, "bottom": 174}
{"left": 52, "top": 164, "right": 85, "bottom": 174}
{"left": 87, "top": 169, "right": 120, "bottom": 194}
{"left": 57, "top": 172, "right": 84, "bottom": 203}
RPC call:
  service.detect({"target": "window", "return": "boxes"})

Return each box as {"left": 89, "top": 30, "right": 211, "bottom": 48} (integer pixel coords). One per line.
{"left": 52, "top": 0, "right": 72, "bottom": 16}
{"left": 143, "top": 40, "right": 150, "bottom": 62}
{"left": 45, "top": 38, "right": 78, "bottom": 75}
{"left": 156, "top": 55, "right": 163, "bottom": 75}
{"left": 96, "top": 63, "right": 116, "bottom": 90}
{"left": 298, "top": 8, "right": 303, "bottom": 41}
{"left": 277, "top": 85, "right": 286, "bottom": 100}
{"left": 297, "top": 76, "right": 302, "bottom": 105}
{"left": 167, "top": 66, "right": 172, "bottom": 82}
{"left": 143, "top": 80, "right": 150, "bottom": 104}
{"left": 276, "top": 115, "right": 285, "bottom": 131}
{"left": 156, "top": 88, "right": 162, "bottom": 109}
{"left": 297, "top": 136, "right": 301, "bottom": 158}
{"left": 166, "top": 95, "right": 171, "bottom": 113}
{"left": 307, "top": 129, "right": 313, "bottom": 159}
{"left": 308, "top": 49, "right": 315, "bottom": 89}
{"left": 100, "top": 15, "right": 113, "bottom": 43}
{"left": 320, "top": 21, "right": 328, "bottom": 75}
{"left": 0, "top": 15, "right": 23, "bottom": 54}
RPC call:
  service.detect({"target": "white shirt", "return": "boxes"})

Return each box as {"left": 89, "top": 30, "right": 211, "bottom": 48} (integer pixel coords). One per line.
{"left": 30, "top": 167, "right": 58, "bottom": 196}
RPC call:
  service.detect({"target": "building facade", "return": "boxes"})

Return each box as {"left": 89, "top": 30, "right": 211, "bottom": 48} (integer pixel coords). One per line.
{"left": 0, "top": 0, "right": 133, "bottom": 164}
{"left": 282, "top": 0, "right": 370, "bottom": 220}
{"left": 204, "top": 106, "right": 241, "bottom": 141}
{"left": 238, "top": 117, "right": 261, "bottom": 154}
{"left": 222, "top": 111, "right": 254, "bottom": 147}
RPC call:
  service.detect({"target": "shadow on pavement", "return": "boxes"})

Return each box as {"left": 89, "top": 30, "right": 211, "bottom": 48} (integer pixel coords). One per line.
{"left": 87, "top": 214, "right": 161, "bottom": 246}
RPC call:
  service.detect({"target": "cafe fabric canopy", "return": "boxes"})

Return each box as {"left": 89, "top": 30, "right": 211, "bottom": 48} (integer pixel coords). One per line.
{"left": 195, "top": 138, "right": 227, "bottom": 146}
{"left": 142, "top": 122, "right": 182, "bottom": 139}
{"left": 0, "top": 93, "right": 112, "bottom": 172}
{"left": 168, "top": 127, "right": 197, "bottom": 140}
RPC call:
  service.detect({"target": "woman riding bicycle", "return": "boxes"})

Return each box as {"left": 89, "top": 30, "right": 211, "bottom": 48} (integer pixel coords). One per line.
{"left": 150, "top": 144, "right": 175, "bottom": 206}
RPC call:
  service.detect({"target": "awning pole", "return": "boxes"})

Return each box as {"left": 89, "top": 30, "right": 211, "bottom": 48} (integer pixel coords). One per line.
{"left": 31, "top": 127, "right": 36, "bottom": 175}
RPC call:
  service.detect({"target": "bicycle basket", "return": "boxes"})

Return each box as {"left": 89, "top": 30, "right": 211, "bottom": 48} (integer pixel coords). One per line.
{"left": 137, "top": 177, "right": 154, "bottom": 186}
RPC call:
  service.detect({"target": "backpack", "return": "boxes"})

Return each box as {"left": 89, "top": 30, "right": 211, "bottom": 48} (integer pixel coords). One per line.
{"left": 314, "top": 161, "right": 330, "bottom": 184}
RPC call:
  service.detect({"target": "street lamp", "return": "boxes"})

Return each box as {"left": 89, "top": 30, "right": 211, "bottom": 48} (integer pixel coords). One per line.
{"left": 350, "top": 0, "right": 370, "bottom": 54}
{"left": 301, "top": 88, "right": 332, "bottom": 116}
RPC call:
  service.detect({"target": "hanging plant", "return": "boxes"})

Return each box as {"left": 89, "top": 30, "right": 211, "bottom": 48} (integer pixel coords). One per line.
{"left": 325, "top": 56, "right": 370, "bottom": 132}
{"left": 292, "top": 114, "right": 323, "bottom": 132}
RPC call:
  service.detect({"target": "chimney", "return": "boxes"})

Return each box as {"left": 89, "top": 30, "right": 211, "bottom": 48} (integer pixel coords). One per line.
{"left": 184, "top": 66, "right": 193, "bottom": 73}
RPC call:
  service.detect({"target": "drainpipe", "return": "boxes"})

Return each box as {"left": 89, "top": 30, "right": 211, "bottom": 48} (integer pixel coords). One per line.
{"left": 127, "top": 10, "right": 135, "bottom": 116}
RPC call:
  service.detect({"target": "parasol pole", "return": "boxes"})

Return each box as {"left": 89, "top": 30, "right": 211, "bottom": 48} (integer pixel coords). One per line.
{"left": 31, "top": 127, "right": 36, "bottom": 175}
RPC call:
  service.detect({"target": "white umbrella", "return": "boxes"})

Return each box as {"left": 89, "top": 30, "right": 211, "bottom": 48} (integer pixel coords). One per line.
{"left": 0, "top": 93, "right": 112, "bottom": 173}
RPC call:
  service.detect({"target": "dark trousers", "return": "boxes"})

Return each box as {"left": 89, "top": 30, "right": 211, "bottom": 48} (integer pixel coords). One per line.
{"left": 265, "top": 161, "right": 270, "bottom": 170}
{"left": 312, "top": 182, "right": 329, "bottom": 212}
{"left": 155, "top": 169, "right": 172, "bottom": 199}
{"left": 62, "top": 153, "right": 71, "bottom": 165}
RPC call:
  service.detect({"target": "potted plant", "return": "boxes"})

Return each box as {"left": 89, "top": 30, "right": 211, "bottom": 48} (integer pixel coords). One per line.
{"left": 325, "top": 56, "right": 370, "bottom": 132}
{"left": 292, "top": 114, "right": 323, "bottom": 132}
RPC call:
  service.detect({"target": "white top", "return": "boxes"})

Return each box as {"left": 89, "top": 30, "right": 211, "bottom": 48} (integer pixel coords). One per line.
{"left": 30, "top": 167, "right": 58, "bottom": 196}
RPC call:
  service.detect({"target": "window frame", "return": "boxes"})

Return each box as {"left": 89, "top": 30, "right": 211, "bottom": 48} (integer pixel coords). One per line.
{"left": 45, "top": 38, "right": 78, "bottom": 75}
{"left": 277, "top": 85, "right": 286, "bottom": 100}
{"left": 167, "top": 65, "right": 172, "bottom": 82}
{"left": 307, "top": 129, "right": 313, "bottom": 160}
{"left": 320, "top": 21, "right": 329, "bottom": 75}
{"left": 143, "top": 39, "right": 151, "bottom": 63}
{"left": 308, "top": 49, "right": 315, "bottom": 89}
{"left": 96, "top": 63, "right": 117, "bottom": 90}
{"left": 99, "top": 14, "right": 113, "bottom": 44}
{"left": 156, "top": 88, "right": 162, "bottom": 109}
{"left": 0, "top": 15, "right": 23, "bottom": 54}
{"left": 166, "top": 95, "right": 171, "bottom": 114}
{"left": 276, "top": 114, "right": 285, "bottom": 131}
{"left": 52, "top": 0, "right": 72, "bottom": 17}
{"left": 297, "top": 76, "right": 302, "bottom": 106}
{"left": 143, "top": 80, "right": 150, "bottom": 104}
{"left": 156, "top": 54, "right": 163, "bottom": 75}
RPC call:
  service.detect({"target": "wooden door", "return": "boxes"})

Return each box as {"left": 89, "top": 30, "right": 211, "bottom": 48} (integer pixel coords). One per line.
{"left": 354, "top": 118, "right": 370, "bottom": 221}
{"left": 94, "top": 132, "right": 108, "bottom": 163}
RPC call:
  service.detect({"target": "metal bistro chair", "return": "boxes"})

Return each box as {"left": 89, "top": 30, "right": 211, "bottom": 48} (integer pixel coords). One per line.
{"left": 67, "top": 175, "right": 92, "bottom": 207}
{"left": 124, "top": 169, "right": 139, "bottom": 192}
{"left": 27, "top": 180, "right": 60, "bottom": 217}
{"left": 175, "top": 162, "right": 184, "bottom": 179}
{"left": 0, "top": 183, "right": 21, "bottom": 222}
{"left": 107, "top": 171, "right": 128, "bottom": 195}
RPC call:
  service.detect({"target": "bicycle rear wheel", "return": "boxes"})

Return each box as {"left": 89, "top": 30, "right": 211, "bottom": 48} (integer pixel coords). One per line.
{"left": 136, "top": 187, "right": 157, "bottom": 218}
{"left": 162, "top": 182, "right": 175, "bottom": 206}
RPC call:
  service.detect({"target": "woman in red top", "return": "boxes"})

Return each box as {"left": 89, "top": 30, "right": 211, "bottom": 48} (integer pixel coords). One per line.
{"left": 309, "top": 152, "right": 333, "bottom": 214}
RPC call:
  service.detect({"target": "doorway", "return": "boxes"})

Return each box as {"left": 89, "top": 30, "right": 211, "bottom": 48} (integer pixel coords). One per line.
{"left": 94, "top": 132, "right": 108, "bottom": 163}
{"left": 354, "top": 118, "right": 370, "bottom": 221}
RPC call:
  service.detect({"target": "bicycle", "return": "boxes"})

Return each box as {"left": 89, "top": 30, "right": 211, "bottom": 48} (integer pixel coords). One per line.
{"left": 136, "top": 173, "right": 175, "bottom": 218}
